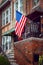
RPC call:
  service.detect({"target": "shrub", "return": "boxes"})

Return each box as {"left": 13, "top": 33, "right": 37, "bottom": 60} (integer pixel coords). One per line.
{"left": 0, "top": 55, "right": 11, "bottom": 65}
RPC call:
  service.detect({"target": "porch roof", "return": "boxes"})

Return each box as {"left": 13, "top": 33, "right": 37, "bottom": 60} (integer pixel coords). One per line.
{"left": 2, "top": 28, "right": 15, "bottom": 36}
{"left": 27, "top": 11, "right": 43, "bottom": 21}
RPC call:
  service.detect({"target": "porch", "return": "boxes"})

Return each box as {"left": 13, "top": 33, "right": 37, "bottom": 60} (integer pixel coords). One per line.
{"left": 14, "top": 37, "right": 43, "bottom": 65}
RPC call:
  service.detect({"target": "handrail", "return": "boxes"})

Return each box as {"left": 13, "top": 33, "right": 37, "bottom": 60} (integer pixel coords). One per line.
{"left": 0, "top": 45, "right": 10, "bottom": 62}
{"left": 0, "top": 45, "right": 7, "bottom": 57}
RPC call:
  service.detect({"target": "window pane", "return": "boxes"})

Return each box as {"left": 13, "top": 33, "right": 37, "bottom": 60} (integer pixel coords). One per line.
{"left": 6, "top": 17, "right": 8, "bottom": 24}
{"left": 16, "top": 0, "right": 18, "bottom": 10}
{"left": 6, "top": 42, "right": 8, "bottom": 50}
{"left": 2, "top": 36, "right": 5, "bottom": 44}
{"left": 6, "top": 10, "right": 8, "bottom": 16}
{"left": 20, "top": 0, "right": 23, "bottom": 12}
{"left": 6, "top": 36, "right": 11, "bottom": 50}
{"left": 9, "top": 7, "right": 11, "bottom": 22}
{"left": 2, "top": 13, "right": 5, "bottom": 18}
{"left": 2, "top": 19, "right": 5, "bottom": 25}
{"left": 6, "top": 10, "right": 8, "bottom": 24}
{"left": 4, "top": 45, "right": 6, "bottom": 52}
{"left": 8, "top": 36, "right": 11, "bottom": 49}
{"left": 6, "top": 36, "right": 8, "bottom": 41}
{"left": 33, "top": 0, "right": 39, "bottom": 6}
{"left": 10, "top": 8, "right": 11, "bottom": 14}
{"left": 2, "top": 13, "right": 5, "bottom": 26}
{"left": 2, "top": 36, "right": 6, "bottom": 51}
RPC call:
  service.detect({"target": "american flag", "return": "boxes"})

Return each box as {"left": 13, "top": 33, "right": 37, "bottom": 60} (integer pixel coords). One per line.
{"left": 15, "top": 11, "right": 27, "bottom": 37}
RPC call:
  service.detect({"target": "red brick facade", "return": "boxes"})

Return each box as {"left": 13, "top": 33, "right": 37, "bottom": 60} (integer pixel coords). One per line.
{"left": 0, "top": 6, "right": 2, "bottom": 45}
{"left": 14, "top": 38, "right": 43, "bottom": 65}
{"left": 0, "top": 0, "right": 2, "bottom": 3}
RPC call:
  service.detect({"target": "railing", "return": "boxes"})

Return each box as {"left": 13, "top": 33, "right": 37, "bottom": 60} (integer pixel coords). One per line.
{"left": 14, "top": 37, "right": 43, "bottom": 44}
{"left": 0, "top": 45, "right": 7, "bottom": 57}
{"left": 0, "top": 45, "right": 10, "bottom": 62}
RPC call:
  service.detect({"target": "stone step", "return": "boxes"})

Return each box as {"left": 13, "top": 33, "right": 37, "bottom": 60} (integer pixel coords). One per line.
{"left": 8, "top": 57, "right": 15, "bottom": 59}
{"left": 9, "top": 59, "right": 15, "bottom": 62}
{"left": 8, "top": 51, "right": 14, "bottom": 54}
{"left": 7, "top": 54, "right": 14, "bottom": 56}
{"left": 11, "top": 62, "right": 18, "bottom": 65}
{"left": 6, "top": 49, "right": 19, "bottom": 65}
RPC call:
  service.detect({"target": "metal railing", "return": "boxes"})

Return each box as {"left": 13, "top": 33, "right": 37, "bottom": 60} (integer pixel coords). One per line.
{"left": 0, "top": 45, "right": 11, "bottom": 64}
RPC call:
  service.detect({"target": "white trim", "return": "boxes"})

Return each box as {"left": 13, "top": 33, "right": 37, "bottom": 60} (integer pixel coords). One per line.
{"left": 14, "top": 3, "right": 16, "bottom": 18}
{"left": 18, "top": 0, "right": 20, "bottom": 11}
{"left": 0, "top": 0, "right": 8, "bottom": 8}
{"left": 32, "top": 2, "right": 39, "bottom": 10}
{"left": 14, "top": 37, "right": 43, "bottom": 44}
{"left": 11, "top": 2, "right": 12, "bottom": 22}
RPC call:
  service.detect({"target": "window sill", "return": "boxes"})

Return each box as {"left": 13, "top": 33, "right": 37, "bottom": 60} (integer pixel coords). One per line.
{"left": 1, "top": 22, "right": 10, "bottom": 29}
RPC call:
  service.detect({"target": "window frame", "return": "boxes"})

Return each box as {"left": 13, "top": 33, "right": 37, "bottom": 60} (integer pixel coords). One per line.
{"left": 14, "top": 0, "right": 23, "bottom": 18}
{"left": 2, "top": 7, "right": 11, "bottom": 26}
{"left": 2, "top": 36, "right": 11, "bottom": 52}
{"left": 32, "top": 0, "right": 39, "bottom": 9}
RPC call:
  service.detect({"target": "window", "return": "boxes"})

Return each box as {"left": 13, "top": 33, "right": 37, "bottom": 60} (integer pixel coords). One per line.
{"left": 14, "top": 0, "right": 23, "bottom": 18}
{"left": 2, "top": 36, "right": 11, "bottom": 52}
{"left": 33, "top": 0, "right": 39, "bottom": 8}
{"left": 30, "top": 23, "right": 38, "bottom": 33}
{"left": 2, "top": 7, "right": 11, "bottom": 26}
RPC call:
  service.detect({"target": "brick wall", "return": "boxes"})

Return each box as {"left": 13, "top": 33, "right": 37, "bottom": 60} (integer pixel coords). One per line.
{"left": 14, "top": 38, "right": 43, "bottom": 65}
{"left": 0, "top": 10, "right": 2, "bottom": 46}
{"left": 23, "top": 0, "right": 33, "bottom": 15}
{"left": 40, "top": 0, "right": 43, "bottom": 9}
{"left": 41, "top": 18, "right": 43, "bottom": 33}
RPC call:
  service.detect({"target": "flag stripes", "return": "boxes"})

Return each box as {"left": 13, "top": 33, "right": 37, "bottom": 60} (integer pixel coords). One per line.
{"left": 15, "top": 15, "right": 27, "bottom": 37}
